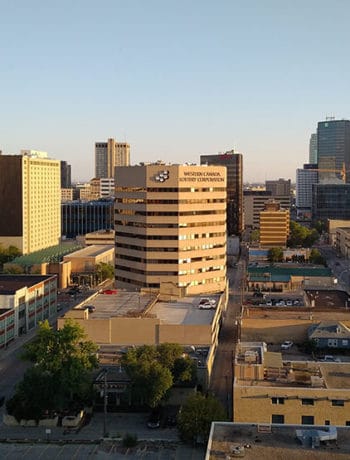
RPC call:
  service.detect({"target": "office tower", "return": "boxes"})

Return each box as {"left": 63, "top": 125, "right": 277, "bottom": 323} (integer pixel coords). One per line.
{"left": 200, "top": 150, "right": 243, "bottom": 235}
{"left": 259, "top": 199, "right": 290, "bottom": 248}
{"left": 317, "top": 119, "right": 350, "bottom": 182}
{"left": 95, "top": 138, "right": 130, "bottom": 178}
{"left": 243, "top": 191, "right": 290, "bottom": 229}
{"left": 60, "top": 161, "right": 72, "bottom": 188}
{"left": 61, "top": 199, "right": 114, "bottom": 238}
{"left": 115, "top": 164, "right": 227, "bottom": 295}
{"left": 0, "top": 152, "right": 61, "bottom": 254}
{"left": 309, "top": 133, "right": 318, "bottom": 164}
{"left": 312, "top": 183, "right": 350, "bottom": 222}
{"left": 265, "top": 178, "right": 291, "bottom": 197}
{"left": 296, "top": 164, "right": 318, "bottom": 220}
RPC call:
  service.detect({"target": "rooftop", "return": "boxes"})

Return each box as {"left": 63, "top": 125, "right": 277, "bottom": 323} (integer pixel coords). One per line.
{"left": 63, "top": 244, "right": 114, "bottom": 259}
{"left": 248, "top": 265, "right": 333, "bottom": 278}
{"left": 72, "top": 292, "right": 218, "bottom": 325}
{"left": 207, "top": 423, "right": 350, "bottom": 459}
{"left": 9, "top": 243, "right": 83, "bottom": 266}
{"left": 0, "top": 274, "right": 56, "bottom": 295}
{"left": 150, "top": 296, "right": 219, "bottom": 325}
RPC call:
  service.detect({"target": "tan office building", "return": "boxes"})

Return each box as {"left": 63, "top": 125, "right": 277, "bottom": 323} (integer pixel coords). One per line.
{"left": 0, "top": 153, "right": 61, "bottom": 254}
{"left": 115, "top": 164, "right": 227, "bottom": 296}
{"left": 259, "top": 199, "right": 290, "bottom": 248}
{"left": 234, "top": 342, "right": 350, "bottom": 426}
{"left": 95, "top": 138, "right": 130, "bottom": 178}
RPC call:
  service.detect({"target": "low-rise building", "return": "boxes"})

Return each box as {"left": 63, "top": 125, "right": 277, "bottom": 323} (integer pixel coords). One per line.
{"left": 335, "top": 227, "right": 350, "bottom": 257}
{"left": 234, "top": 342, "right": 350, "bottom": 426}
{"left": 308, "top": 322, "right": 350, "bottom": 349}
{"left": 0, "top": 274, "right": 57, "bottom": 348}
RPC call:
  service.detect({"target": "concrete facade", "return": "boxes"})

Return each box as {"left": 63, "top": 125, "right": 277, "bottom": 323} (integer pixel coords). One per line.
{"left": 114, "top": 164, "right": 227, "bottom": 295}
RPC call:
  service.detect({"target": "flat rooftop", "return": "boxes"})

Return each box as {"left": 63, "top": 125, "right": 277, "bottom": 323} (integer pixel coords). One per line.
{"left": 150, "top": 296, "right": 219, "bottom": 325}
{"left": 207, "top": 423, "right": 350, "bottom": 459}
{"left": 10, "top": 243, "right": 82, "bottom": 265}
{"left": 79, "top": 291, "right": 155, "bottom": 318}
{"left": 76, "top": 292, "right": 219, "bottom": 325}
{"left": 0, "top": 274, "right": 56, "bottom": 294}
{"left": 63, "top": 244, "right": 114, "bottom": 259}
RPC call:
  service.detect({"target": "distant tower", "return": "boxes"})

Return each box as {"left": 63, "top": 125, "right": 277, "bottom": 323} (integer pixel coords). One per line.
{"left": 95, "top": 138, "right": 130, "bottom": 178}
{"left": 309, "top": 133, "right": 318, "bottom": 164}
{"left": 200, "top": 150, "right": 243, "bottom": 236}
{"left": 60, "top": 161, "right": 72, "bottom": 188}
{"left": 317, "top": 119, "right": 350, "bottom": 182}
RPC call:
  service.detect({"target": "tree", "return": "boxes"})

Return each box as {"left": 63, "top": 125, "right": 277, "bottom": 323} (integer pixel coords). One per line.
{"left": 0, "top": 244, "right": 21, "bottom": 269}
{"left": 288, "top": 221, "right": 319, "bottom": 248}
{"left": 250, "top": 230, "right": 260, "bottom": 243}
{"left": 309, "top": 248, "right": 326, "bottom": 265}
{"left": 121, "top": 343, "right": 197, "bottom": 407}
{"left": 267, "top": 247, "right": 284, "bottom": 263}
{"left": 177, "top": 393, "right": 227, "bottom": 444}
{"left": 7, "top": 319, "right": 98, "bottom": 420}
{"left": 96, "top": 262, "right": 114, "bottom": 280}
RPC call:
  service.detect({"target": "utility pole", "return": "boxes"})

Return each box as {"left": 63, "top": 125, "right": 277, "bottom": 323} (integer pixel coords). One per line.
{"left": 103, "top": 369, "right": 108, "bottom": 437}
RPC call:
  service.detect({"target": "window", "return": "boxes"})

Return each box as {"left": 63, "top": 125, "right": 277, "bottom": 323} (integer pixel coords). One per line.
{"left": 325, "top": 420, "right": 330, "bottom": 425}
{"left": 271, "top": 397, "right": 285, "bottom": 405}
{"left": 271, "top": 414, "right": 284, "bottom": 424}
{"left": 302, "top": 399, "right": 314, "bottom": 406}
{"left": 332, "top": 400, "right": 344, "bottom": 407}
{"left": 302, "top": 415, "right": 314, "bottom": 425}
{"left": 345, "top": 421, "right": 350, "bottom": 426}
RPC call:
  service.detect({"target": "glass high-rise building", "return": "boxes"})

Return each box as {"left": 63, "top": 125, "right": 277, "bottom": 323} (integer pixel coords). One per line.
{"left": 312, "top": 183, "right": 350, "bottom": 221}
{"left": 309, "top": 133, "right": 318, "bottom": 164}
{"left": 317, "top": 119, "right": 350, "bottom": 182}
{"left": 200, "top": 150, "right": 243, "bottom": 236}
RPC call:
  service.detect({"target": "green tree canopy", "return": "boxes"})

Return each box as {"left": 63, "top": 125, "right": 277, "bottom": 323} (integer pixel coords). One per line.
{"left": 308, "top": 248, "right": 326, "bottom": 265}
{"left": 288, "top": 221, "right": 319, "bottom": 248}
{"left": 177, "top": 393, "right": 227, "bottom": 444}
{"left": 96, "top": 262, "right": 114, "bottom": 280}
{"left": 0, "top": 244, "right": 21, "bottom": 268}
{"left": 267, "top": 247, "right": 284, "bottom": 263}
{"left": 121, "top": 343, "right": 197, "bottom": 407}
{"left": 7, "top": 319, "right": 98, "bottom": 420}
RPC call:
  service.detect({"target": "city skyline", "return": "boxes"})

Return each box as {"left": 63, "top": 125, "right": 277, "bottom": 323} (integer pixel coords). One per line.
{"left": 1, "top": 1, "right": 350, "bottom": 182}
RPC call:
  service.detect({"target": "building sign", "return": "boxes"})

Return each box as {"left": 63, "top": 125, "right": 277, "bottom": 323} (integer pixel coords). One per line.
{"left": 179, "top": 170, "right": 225, "bottom": 183}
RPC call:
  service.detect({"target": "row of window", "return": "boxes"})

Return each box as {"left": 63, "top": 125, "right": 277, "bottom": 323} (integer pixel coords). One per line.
{"left": 116, "top": 242, "right": 225, "bottom": 252}
{"left": 116, "top": 198, "right": 225, "bottom": 204}
{"left": 272, "top": 414, "right": 350, "bottom": 426}
{"left": 115, "top": 265, "right": 224, "bottom": 276}
{"left": 115, "top": 210, "right": 225, "bottom": 217}
{"left": 117, "top": 254, "right": 225, "bottom": 264}
{"left": 272, "top": 397, "right": 345, "bottom": 406}
{"left": 115, "top": 221, "right": 226, "bottom": 229}
{"left": 116, "top": 232, "right": 226, "bottom": 240}
{"left": 116, "top": 186, "right": 226, "bottom": 193}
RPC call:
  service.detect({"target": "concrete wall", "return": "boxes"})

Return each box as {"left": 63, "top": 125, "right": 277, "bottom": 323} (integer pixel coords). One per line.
{"left": 158, "top": 324, "right": 212, "bottom": 345}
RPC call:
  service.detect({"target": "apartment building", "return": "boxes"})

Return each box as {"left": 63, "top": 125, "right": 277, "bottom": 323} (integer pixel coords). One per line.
{"left": 0, "top": 153, "right": 61, "bottom": 254}
{"left": 243, "top": 191, "right": 290, "bottom": 229}
{"left": 115, "top": 164, "right": 227, "bottom": 295}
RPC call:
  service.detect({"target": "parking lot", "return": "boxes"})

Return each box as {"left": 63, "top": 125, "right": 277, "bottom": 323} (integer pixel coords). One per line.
{"left": 245, "top": 293, "right": 304, "bottom": 308}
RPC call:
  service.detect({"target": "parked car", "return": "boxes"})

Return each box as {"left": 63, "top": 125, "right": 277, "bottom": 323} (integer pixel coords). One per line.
{"left": 286, "top": 300, "right": 293, "bottom": 306}
{"left": 147, "top": 407, "right": 161, "bottom": 428}
{"left": 265, "top": 301, "right": 272, "bottom": 306}
{"left": 199, "top": 303, "right": 214, "bottom": 310}
{"left": 321, "top": 355, "right": 341, "bottom": 363}
{"left": 199, "top": 298, "right": 216, "bottom": 306}
{"left": 281, "top": 341, "right": 293, "bottom": 350}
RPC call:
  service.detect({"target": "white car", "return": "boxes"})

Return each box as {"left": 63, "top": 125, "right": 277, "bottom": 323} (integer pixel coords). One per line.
{"left": 199, "top": 298, "right": 216, "bottom": 306}
{"left": 281, "top": 341, "right": 293, "bottom": 350}
{"left": 321, "top": 355, "right": 341, "bottom": 363}
{"left": 198, "top": 303, "right": 213, "bottom": 310}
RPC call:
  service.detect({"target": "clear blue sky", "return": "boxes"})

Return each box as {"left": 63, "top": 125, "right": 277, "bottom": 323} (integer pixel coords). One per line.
{"left": 1, "top": 0, "right": 350, "bottom": 182}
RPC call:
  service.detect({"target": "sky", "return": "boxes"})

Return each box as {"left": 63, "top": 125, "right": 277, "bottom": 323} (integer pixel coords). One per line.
{"left": 1, "top": 0, "right": 350, "bottom": 182}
